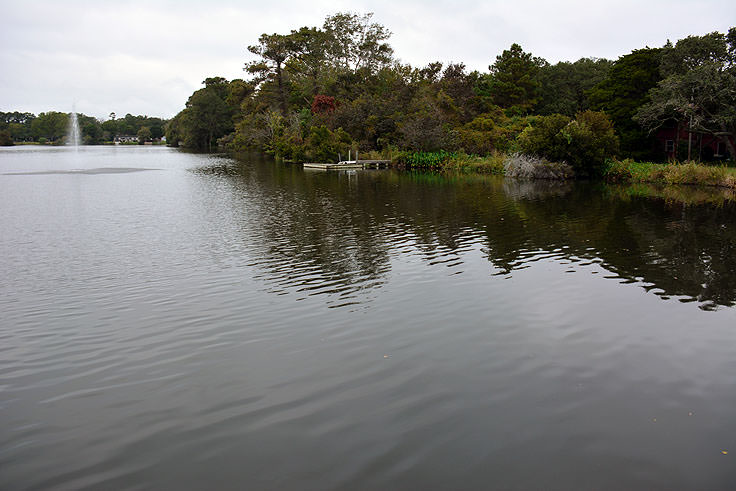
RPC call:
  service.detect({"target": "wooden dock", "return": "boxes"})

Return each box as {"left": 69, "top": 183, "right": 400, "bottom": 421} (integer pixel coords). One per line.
{"left": 302, "top": 160, "right": 391, "bottom": 170}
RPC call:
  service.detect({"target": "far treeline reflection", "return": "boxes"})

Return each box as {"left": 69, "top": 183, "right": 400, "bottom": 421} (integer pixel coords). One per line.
{"left": 196, "top": 157, "right": 736, "bottom": 311}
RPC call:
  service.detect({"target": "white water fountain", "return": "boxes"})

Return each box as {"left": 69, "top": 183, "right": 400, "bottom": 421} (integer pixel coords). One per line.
{"left": 67, "top": 110, "right": 81, "bottom": 147}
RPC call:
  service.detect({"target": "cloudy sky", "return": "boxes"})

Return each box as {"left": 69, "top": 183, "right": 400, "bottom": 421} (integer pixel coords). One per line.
{"left": 1, "top": 0, "right": 733, "bottom": 120}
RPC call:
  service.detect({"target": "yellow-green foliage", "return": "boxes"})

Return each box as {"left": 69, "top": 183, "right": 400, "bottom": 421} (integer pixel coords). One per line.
{"left": 454, "top": 109, "right": 534, "bottom": 155}
{"left": 445, "top": 153, "right": 506, "bottom": 174}
{"left": 605, "top": 159, "right": 735, "bottom": 188}
{"left": 396, "top": 150, "right": 506, "bottom": 174}
{"left": 517, "top": 111, "right": 619, "bottom": 176}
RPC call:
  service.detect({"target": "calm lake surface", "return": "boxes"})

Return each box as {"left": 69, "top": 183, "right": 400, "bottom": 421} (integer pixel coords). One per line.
{"left": 2, "top": 145, "right": 736, "bottom": 490}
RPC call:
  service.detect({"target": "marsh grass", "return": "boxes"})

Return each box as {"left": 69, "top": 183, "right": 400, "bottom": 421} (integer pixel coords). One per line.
{"left": 444, "top": 153, "right": 506, "bottom": 174}
{"left": 605, "top": 159, "right": 736, "bottom": 188}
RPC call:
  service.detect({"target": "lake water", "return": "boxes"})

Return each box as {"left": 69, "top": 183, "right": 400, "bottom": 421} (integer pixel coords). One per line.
{"left": 2, "top": 145, "right": 736, "bottom": 490}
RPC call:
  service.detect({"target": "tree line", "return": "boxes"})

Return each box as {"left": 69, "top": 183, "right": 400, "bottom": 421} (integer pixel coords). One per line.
{"left": 167, "top": 13, "right": 734, "bottom": 173}
{"left": 0, "top": 111, "right": 167, "bottom": 145}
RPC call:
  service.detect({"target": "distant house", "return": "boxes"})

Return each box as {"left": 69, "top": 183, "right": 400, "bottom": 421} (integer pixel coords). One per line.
{"left": 656, "top": 122, "right": 733, "bottom": 161}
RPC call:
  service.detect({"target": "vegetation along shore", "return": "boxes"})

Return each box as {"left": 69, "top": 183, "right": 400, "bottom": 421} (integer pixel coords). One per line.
{"left": 4, "top": 12, "right": 734, "bottom": 188}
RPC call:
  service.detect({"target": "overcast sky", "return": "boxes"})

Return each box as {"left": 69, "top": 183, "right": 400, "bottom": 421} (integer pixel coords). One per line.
{"left": 1, "top": 0, "right": 734, "bottom": 120}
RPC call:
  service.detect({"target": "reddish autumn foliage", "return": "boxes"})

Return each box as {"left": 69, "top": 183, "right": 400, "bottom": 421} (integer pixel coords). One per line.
{"left": 311, "top": 95, "right": 337, "bottom": 114}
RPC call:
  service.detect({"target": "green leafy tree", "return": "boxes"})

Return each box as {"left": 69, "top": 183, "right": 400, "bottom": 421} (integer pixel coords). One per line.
{"left": 165, "top": 113, "right": 183, "bottom": 147}
{"left": 77, "top": 114, "right": 103, "bottom": 144}
{"left": 137, "top": 126, "right": 152, "bottom": 144}
{"left": 246, "top": 33, "right": 292, "bottom": 116}
{"left": 0, "top": 129, "right": 13, "bottom": 146}
{"left": 307, "top": 125, "right": 351, "bottom": 162}
{"left": 635, "top": 28, "right": 736, "bottom": 159}
{"left": 537, "top": 58, "right": 612, "bottom": 116}
{"left": 8, "top": 122, "right": 31, "bottom": 141}
{"left": 588, "top": 48, "right": 663, "bottom": 158}
{"left": 170, "top": 77, "right": 239, "bottom": 151}
{"left": 1, "top": 111, "right": 35, "bottom": 142}
{"left": 285, "top": 27, "right": 331, "bottom": 99}
{"left": 31, "top": 111, "right": 68, "bottom": 142}
{"left": 322, "top": 12, "right": 393, "bottom": 72}
{"left": 483, "top": 43, "right": 546, "bottom": 112}
{"left": 101, "top": 119, "right": 119, "bottom": 140}
{"left": 518, "top": 111, "right": 619, "bottom": 176}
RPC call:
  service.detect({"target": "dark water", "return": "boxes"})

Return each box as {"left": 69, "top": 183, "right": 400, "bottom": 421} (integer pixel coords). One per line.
{"left": 2, "top": 146, "right": 736, "bottom": 490}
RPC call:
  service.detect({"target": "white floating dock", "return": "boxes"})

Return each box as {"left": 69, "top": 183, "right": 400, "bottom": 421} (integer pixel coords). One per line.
{"left": 302, "top": 160, "right": 391, "bottom": 170}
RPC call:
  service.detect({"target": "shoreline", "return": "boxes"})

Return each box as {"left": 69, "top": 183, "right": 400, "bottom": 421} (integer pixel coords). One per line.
{"left": 390, "top": 151, "right": 736, "bottom": 189}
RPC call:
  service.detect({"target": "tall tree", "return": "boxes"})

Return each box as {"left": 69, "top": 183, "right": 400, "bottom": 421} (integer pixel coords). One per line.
{"left": 483, "top": 43, "right": 545, "bottom": 112}
{"left": 635, "top": 28, "right": 736, "bottom": 159}
{"left": 537, "top": 58, "right": 612, "bottom": 116}
{"left": 322, "top": 12, "right": 393, "bottom": 72}
{"left": 284, "top": 27, "right": 330, "bottom": 99}
{"left": 589, "top": 48, "right": 663, "bottom": 158}
{"left": 246, "top": 33, "right": 291, "bottom": 116}
{"left": 179, "top": 77, "right": 236, "bottom": 151}
{"left": 31, "top": 112, "right": 68, "bottom": 142}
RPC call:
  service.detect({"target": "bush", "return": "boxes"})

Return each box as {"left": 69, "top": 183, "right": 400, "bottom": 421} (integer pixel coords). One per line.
{"left": 517, "top": 111, "right": 619, "bottom": 177}
{"left": 0, "top": 129, "right": 13, "bottom": 146}
{"left": 395, "top": 150, "right": 457, "bottom": 169}
{"left": 306, "top": 125, "right": 352, "bottom": 163}
{"left": 503, "top": 153, "right": 574, "bottom": 180}
{"left": 454, "top": 111, "right": 535, "bottom": 155}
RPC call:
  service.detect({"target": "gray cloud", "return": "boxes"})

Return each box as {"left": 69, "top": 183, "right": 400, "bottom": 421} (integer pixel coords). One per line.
{"left": 1, "top": 0, "right": 733, "bottom": 119}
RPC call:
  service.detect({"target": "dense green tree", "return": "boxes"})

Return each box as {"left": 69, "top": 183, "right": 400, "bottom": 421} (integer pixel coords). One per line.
{"left": 482, "top": 43, "right": 546, "bottom": 112}
{"left": 168, "top": 77, "right": 238, "bottom": 151}
{"left": 8, "top": 122, "right": 31, "bottom": 141}
{"left": 635, "top": 28, "right": 736, "bottom": 158}
{"left": 166, "top": 12, "right": 728, "bottom": 167}
{"left": 398, "top": 89, "right": 452, "bottom": 151}
{"left": 537, "top": 58, "right": 612, "bottom": 116}
{"left": 588, "top": 48, "right": 663, "bottom": 159}
{"left": 0, "top": 129, "right": 13, "bottom": 146}
{"left": 518, "top": 111, "right": 619, "bottom": 176}
{"left": 1, "top": 112, "right": 35, "bottom": 142}
{"left": 284, "top": 27, "right": 331, "bottom": 99}
{"left": 137, "top": 126, "right": 152, "bottom": 144}
{"left": 31, "top": 112, "right": 68, "bottom": 142}
{"left": 246, "top": 33, "right": 292, "bottom": 116}
{"left": 322, "top": 12, "right": 393, "bottom": 72}
{"left": 101, "top": 119, "right": 118, "bottom": 140}
{"left": 164, "top": 114, "right": 182, "bottom": 147}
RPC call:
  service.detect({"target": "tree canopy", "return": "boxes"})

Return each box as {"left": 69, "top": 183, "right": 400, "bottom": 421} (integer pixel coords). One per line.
{"left": 588, "top": 48, "right": 663, "bottom": 158}
{"left": 161, "top": 13, "right": 733, "bottom": 165}
{"left": 635, "top": 29, "right": 736, "bottom": 158}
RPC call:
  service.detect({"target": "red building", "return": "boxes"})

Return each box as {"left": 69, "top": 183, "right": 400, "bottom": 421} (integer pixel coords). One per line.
{"left": 657, "top": 122, "right": 734, "bottom": 161}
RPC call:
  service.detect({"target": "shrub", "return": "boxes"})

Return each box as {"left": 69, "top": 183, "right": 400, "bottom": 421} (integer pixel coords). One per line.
{"left": 503, "top": 153, "right": 574, "bottom": 180}
{"left": 306, "top": 125, "right": 351, "bottom": 163}
{"left": 454, "top": 111, "right": 535, "bottom": 155}
{"left": 516, "top": 113, "right": 571, "bottom": 160}
{"left": 517, "top": 111, "right": 619, "bottom": 177}
{"left": 0, "top": 129, "right": 13, "bottom": 146}
{"left": 311, "top": 95, "right": 337, "bottom": 115}
{"left": 396, "top": 150, "right": 457, "bottom": 169}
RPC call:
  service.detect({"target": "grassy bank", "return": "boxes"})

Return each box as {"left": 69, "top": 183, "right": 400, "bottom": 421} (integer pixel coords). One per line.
{"left": 394, "top": 151, "right": 736, "bottom": 189}
{"left": 395, "top": 151, "right": 506, "bottom": 175}
{"left": 443, "top": 153, "right": 507, "bottom": 174}
{"left": 605, "top": 159, "right": 736, "bottom": 188}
